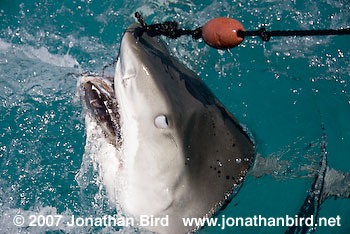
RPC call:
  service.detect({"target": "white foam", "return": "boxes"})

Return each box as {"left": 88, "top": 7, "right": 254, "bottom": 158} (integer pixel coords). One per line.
{"left": 23, "top": 46, "right": 79, "bottom": 68}
{"left": 0, "top": 36, "right": 79, "bottom": 68}
{"left": 0, "top": 39, "right": 11, "bottom": 50}
{"left": 133, "top": 0, "right": 194, "bottom": 18}
{"left": 133, "top": 5, "right": 155, "bottom": 18}
{"left": 76, "top": 114, "right": 123, "bottom": 205}
{"left": 76, "top": 114, "right": 156, "bottom": 233}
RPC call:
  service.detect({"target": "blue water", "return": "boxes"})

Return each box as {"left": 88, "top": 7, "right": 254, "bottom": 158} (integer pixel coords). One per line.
{"left": 1, "top": 0, "right": 349, "bottom": 233}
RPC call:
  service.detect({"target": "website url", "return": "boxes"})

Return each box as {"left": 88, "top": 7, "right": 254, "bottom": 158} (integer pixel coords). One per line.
{"left": 182, "top": 215, "right": 341, "bottom": 230}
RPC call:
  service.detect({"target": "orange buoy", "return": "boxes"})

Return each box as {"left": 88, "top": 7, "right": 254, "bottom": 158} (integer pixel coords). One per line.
{"left": 202, "top": 17, "right": 245, "bottom": 49}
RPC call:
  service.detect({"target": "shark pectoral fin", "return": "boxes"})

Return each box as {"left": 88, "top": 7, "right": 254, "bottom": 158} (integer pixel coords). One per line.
{"left": 321, "top": 167, "right": 350, "bottom": 201}
{"left": 182, "top": 106, "right": 254, "bottom": 219}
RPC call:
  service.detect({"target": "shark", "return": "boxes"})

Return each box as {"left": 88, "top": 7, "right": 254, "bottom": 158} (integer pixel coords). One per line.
{"left": 79, "top": 23, "right": 255, "bottom": 233}
{"left": 79, "top": 23, "right": 350, "bottom": 234}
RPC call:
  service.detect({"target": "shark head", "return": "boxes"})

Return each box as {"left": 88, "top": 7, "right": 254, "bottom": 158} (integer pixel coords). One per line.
{"left": 81, "top": 24, "right": 255, "bottom": 233}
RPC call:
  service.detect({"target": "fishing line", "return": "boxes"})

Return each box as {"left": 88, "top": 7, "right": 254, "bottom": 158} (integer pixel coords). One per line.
{"left": 134, "top": 12, "right": 350, "bottom": 50}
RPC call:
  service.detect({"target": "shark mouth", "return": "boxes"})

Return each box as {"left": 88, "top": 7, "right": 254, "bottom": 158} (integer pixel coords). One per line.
{"left": 80, "top": 73, "right": 122, "bottom": 148}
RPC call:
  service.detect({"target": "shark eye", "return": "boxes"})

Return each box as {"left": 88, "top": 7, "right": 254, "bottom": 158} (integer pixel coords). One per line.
{"left": 154, "top": 115, "right": 169, "bottom": 129}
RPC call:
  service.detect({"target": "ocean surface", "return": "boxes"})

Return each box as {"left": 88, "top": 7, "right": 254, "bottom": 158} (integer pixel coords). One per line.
{"left": 1, "top": 0, "right": 350, "bottom": 233}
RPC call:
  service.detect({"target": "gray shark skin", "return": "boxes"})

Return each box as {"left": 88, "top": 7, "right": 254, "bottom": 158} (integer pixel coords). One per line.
{"left": 80, "top": 24, "right": 254, "bottom": 234}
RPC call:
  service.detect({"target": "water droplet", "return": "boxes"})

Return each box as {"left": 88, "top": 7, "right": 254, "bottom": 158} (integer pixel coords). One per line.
{"left": 217, "top": 160, "right": 223, "bottom": 167}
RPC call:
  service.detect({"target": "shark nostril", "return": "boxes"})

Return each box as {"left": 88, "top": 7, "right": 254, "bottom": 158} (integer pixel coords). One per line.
{"left": 122, "top": 74, "right": 136, "bottom": 80}
{"left": 120, "top": 56, "right": 137, "bottom": 80}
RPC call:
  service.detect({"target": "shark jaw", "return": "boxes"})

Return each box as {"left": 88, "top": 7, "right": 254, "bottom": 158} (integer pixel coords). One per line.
{"left": 80, "top": 74, "right": 122, "bottom": 148}
{"left": 80, "top": 24, "right": 255, "bottom": 234}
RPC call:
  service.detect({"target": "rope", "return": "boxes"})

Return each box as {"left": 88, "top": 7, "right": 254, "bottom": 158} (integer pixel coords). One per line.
{"left": 134, "top": 12, "right": 202, "bottom": 39}
{"left": 134, "top": 12, "right": 350, "bottom": 43}
{"left": 238, "top": 27, "right": 350, "bottom": 41}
